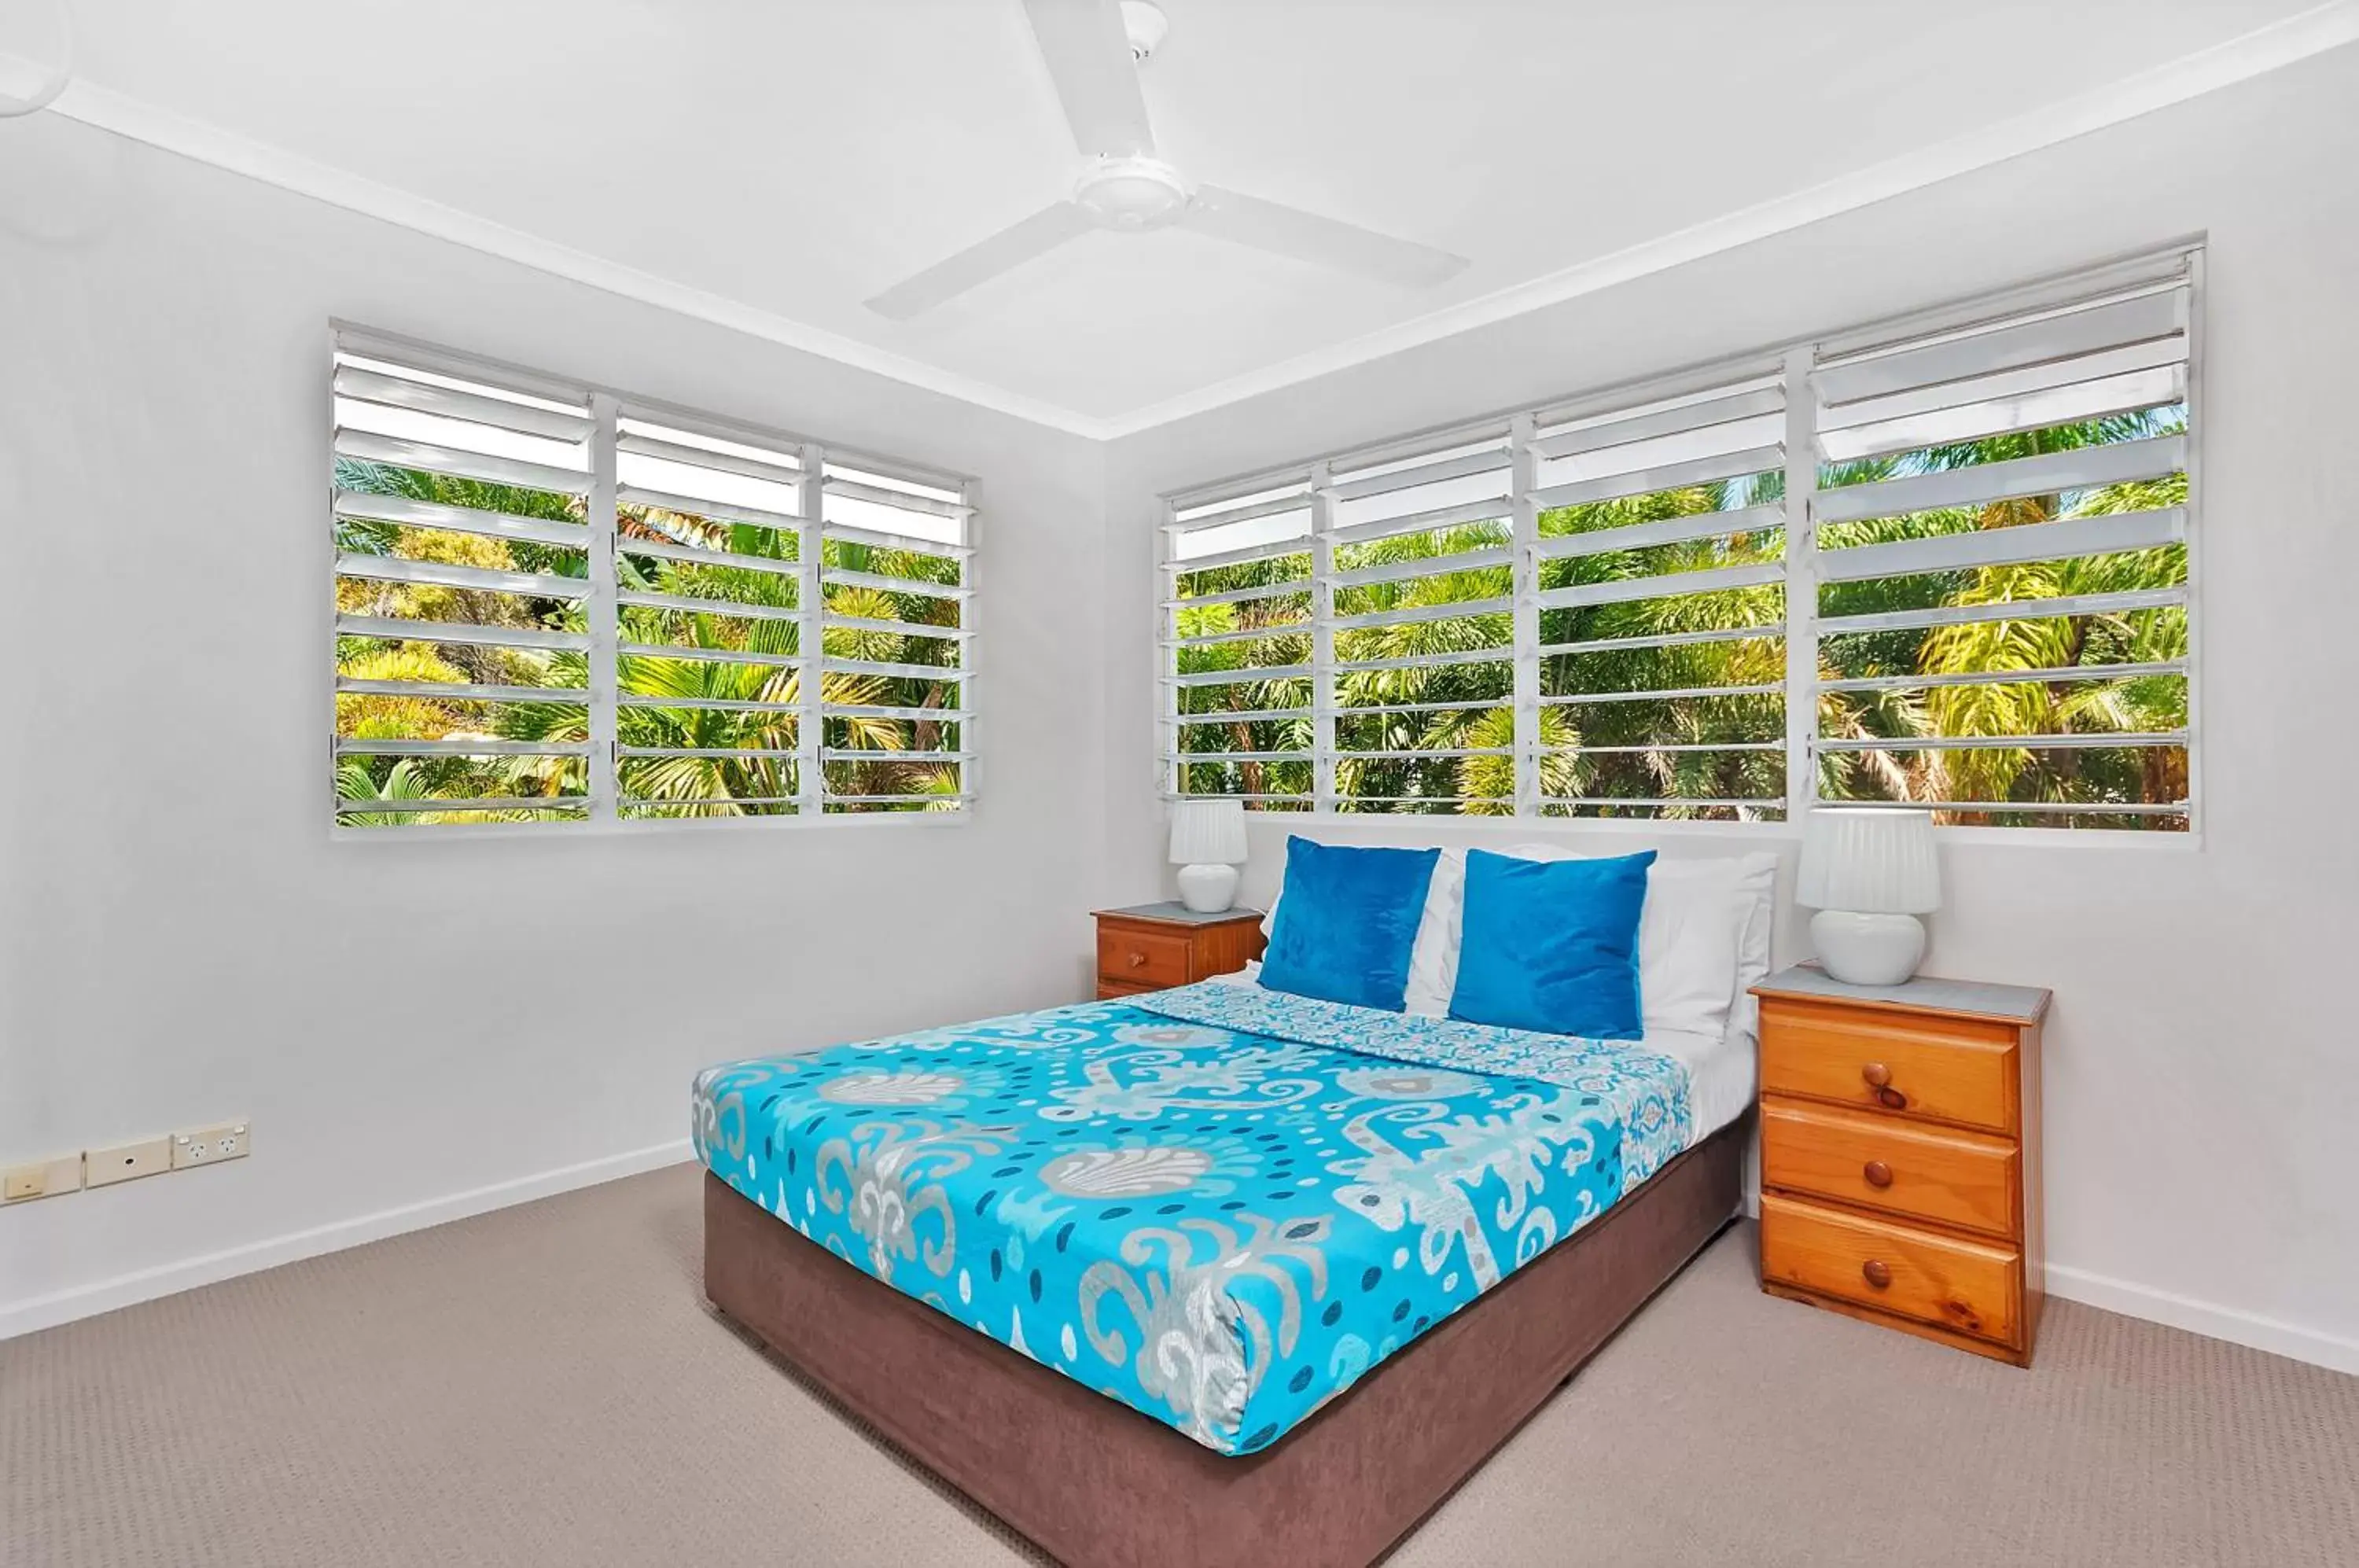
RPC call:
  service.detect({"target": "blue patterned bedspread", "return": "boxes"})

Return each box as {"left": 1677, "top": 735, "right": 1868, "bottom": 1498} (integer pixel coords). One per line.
{"left": 691, "top": 981, "right": 1691, "bottom": 1456}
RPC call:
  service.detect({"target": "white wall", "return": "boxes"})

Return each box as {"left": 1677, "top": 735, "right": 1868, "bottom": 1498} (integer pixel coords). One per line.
{"left": 1102, "top": 46, "right": 2359, "bottom": 1372}
{"left": 8, "top": 44, "right": 2357, "bottom": 1375}
{"left": 0, "top": 113, "right": 1108, "bottom": 1333}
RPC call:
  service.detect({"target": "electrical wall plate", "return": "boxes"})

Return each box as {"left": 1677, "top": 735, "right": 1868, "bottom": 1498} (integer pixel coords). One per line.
{"left": 171, "top": 1122, "right": 250, "bottom": 1169}
{"left": 85, "top": 1136, "right": 173, "bottom": 1187}
{"left": 3, "top": 1154, "right": 84, "bottom": 1203}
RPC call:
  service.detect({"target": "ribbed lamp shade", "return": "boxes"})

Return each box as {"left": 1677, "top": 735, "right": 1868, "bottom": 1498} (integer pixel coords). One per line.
{"left": 1168, "top": 799, "right": 1248, "bottom": 866}
{"left": 1796, "top": 808, "right": 1941, "bottom": 915}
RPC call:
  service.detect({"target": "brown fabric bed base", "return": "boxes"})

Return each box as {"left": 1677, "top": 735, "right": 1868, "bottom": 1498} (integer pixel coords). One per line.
{"left": 705, "top": 1116, "right": 1745, "bottom": 1568}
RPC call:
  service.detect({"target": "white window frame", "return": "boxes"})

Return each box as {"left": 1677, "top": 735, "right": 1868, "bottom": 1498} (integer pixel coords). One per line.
{"left": 1156, "top": 244, "right": 2203, "bottom": 838}
{"left": 331, "top": 323, "right": 980, "bottom": 837}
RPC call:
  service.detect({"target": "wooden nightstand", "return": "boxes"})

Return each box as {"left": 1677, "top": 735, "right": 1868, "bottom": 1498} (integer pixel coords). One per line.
{"left": 1091, "top": 903, "right": 1267, "bottom": 1000}
{"left": 1751, "top": 964, "right": 2050, "bottom": 1367}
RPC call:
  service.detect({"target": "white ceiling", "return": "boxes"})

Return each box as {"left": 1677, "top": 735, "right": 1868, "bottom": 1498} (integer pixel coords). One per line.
{"left": 31, "top": 0, "right": 2352, "bottom": 433}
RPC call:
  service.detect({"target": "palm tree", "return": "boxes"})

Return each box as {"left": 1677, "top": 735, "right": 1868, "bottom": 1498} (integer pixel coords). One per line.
{"left": 335, "top": 461, "right": 969, "bottom": 818}
{"left": 1331, "top": 521, "right": 1514, "bottom": 812}
{"left": 1534, "top": 477, "right": 1787, "bottom": 819}
{"left": 334, "top": 457, "right": 588, "bottom": 812}
{"left": 1816, "top": 405, "right": 2188, "bottom": 824}
{"left": 1171, "top": 550, "right": 1315, "bottom": 804}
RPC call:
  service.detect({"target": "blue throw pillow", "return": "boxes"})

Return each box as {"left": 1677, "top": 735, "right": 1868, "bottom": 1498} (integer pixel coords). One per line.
{"left": 1258, "top": 837, "right": 1441, "bottom": 1012}
{"left": 1448, "top": 848, "right": 1656, "bottom": 1039}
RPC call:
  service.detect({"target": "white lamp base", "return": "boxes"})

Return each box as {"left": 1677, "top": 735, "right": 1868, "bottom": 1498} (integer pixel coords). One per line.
{"left": 1175, "top": 863, "right": 1239, "bottom": 914}
{"left": 1810, "top": 909, "right": 1927, "bottom": 986}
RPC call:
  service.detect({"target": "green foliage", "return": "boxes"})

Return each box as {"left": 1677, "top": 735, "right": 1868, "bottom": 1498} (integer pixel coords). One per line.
{"left": 1173, "top": 400, "right": 2189, "bottom": 828}
{"left": 334, "top": 472, "right": 965, "bottom": 823}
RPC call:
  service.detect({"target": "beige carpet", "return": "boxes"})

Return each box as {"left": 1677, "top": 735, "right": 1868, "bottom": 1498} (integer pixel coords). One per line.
{"left": 5, "top": 1166, "right": 2354, "bottom": 1567}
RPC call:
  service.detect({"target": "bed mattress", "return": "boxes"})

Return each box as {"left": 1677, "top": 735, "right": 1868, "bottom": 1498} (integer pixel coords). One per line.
{"left": 1207, "top": 960, "right": 1757, "bottom": 1142}
{"left": 691, "top": 980, "right": 1695, "bottom": 1456}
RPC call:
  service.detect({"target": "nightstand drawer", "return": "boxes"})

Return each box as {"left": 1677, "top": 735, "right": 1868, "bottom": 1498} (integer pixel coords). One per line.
{"left": 1761, "top": 1099, "right": 2019, "bottom": 1239}
{"left": 1760, "top": 1001, "right": 2018, "bottom": 1133}
{"left": 1761, "top": 1194, "right": 2022, "bottom": 1346}
{"left": 1096, "top": 926, "right": 1194, "bottom": 988}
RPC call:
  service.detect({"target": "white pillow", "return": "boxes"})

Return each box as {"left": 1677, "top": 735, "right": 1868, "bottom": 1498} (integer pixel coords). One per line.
{"left": 1725, "top": 858, "right": 1778, "bottom": 1039}
{"left": 1260, "top": 846, "right": 1466, "bottom": 1016}
{"left": 1496, "top": 845, "right": 1775, "bottom": 1041}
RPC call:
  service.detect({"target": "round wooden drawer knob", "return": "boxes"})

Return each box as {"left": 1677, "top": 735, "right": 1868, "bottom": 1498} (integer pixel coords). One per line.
{"left": 1862, "top": 1160, "right": 1893, "bottom": 1189}
{"left": 1862, "top": 1260, "right": 1893, "bottom": 1290}
{"left": 1861, "top": 1062, "right": 1892, "bottom": 1088}
{"left": 1127, "top": 951, "right": 1147, "bottom": 968}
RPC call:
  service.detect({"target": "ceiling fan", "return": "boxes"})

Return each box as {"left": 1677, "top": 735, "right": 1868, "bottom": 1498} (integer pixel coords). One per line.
{"left": 864, "top": 0, "right": 1470, "bottom": 320}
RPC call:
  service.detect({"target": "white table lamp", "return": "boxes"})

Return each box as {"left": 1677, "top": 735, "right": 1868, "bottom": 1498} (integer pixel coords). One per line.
{"left": 1796, "top": 808, "right": 1941, "bottom": 985}
{"left": 1168, "top": 800, "right": 1249, "bottom": 913}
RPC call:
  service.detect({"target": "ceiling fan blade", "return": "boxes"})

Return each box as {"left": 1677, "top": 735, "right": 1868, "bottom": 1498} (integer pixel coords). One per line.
{"left": 1184, "top": 185, "right": 1468, "bottom": 289}
{"left": 1021, "top": 0, "right": 1155, "bottom": 158}
{"left": 864, "top": 202, "right": 1096, "bottom": 320}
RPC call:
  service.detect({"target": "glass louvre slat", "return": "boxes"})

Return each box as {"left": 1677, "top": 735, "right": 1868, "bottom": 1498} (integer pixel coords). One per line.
{"left": 333, "top": 429, "right": 591, "bottom": 497}
{"left": 619, "top": 484, "right": 800, "bottom": 531}
{"left": 334, "top": 365, "right": 592, "bottom": 443}
{"left": 335, "top": 554, "right": 587, "bottom": 598}
{"left": 615, "top": 429, "right": 804, "bottom": 487}
{"left": 337, "top": 676, "right": 584, "bottom": 701}
{"left": 1820, "top": 358, "right": 2184, "bottom": 463}
{"left": 619, "top": 537, "right": 799, "bottom": 576}
{"left": 333, "top": 491, "right": 587, "bottom": 548}
{"left": 337, "top": 739, "right": 591, "bottom": 757}
{"left": 822, "top": 523, "right": 971, "bottom": 562}
{"left": 823, "top": 568, "right": 970, "bottom": 600}
{"left": 1814, "top": 434, "right": 2184, "bottom": 525}
{"left": 1531, "top": 385, "right": 1783, "bottom": 462}
{"left": 1812, "top": 285, "right": 2184, "bottom": 407}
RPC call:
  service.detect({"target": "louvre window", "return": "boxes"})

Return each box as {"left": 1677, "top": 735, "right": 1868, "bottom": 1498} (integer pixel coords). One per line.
{"left": 1165, "top": 480, "right": 1316, "bottom": 808}
{"left": 332, "top": 329, "right": 975, "bottom": 828}
{"left": 816, "top": 462, "right": 975, "bottom": 812}
{"left": 333, "top": 351, "right": 598, "bottom": 824}
{"left": 1807, "top": 267, "right": 2192, "bottom": 830}
{"left": 1531, "top": 377, "right": 1788, "bottom": 819}
{"left": 611, "top": 417, "right": 808, "bottom": 819}
{"left": 1323, "top": 434, "right": 1517, "bottom": 814}
{"left": 1157, "top": 248, "right": 2199, "bottom": 832}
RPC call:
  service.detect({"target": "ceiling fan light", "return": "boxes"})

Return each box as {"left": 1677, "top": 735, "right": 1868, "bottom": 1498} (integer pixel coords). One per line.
{"left": 1073, "top": 156, "right": 1190, "bottom": 231}
{"left": 1120, "top": 1, "right": 1169, "bottom": 64}
{"left": 0, "top": 0, "right": 74, "bottom": 118}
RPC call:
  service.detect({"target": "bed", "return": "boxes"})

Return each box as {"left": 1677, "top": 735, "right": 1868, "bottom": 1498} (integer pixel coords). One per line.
{"left": 695, "top": 872, "right": 1761, "bottom": 1566}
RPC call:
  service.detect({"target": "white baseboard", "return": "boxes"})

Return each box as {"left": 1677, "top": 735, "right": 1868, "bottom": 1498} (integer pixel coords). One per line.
{"left": 2043, "top": 1262, "right": 2359, "bottom": 1375}
{"left": 0, "top": 1139, "right": 694, "bottom": 1342}
{"left": 10, "top": 1144, "right": 2355, "bottom": 1378}
{"left": 1738, "top": 1177, "right": 2353, "bottom": 1375}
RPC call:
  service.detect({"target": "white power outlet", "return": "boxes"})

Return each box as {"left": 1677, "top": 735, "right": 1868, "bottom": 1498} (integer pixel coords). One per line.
{"left": 172, "top": 1122, "right": 251, "bottom": 1170}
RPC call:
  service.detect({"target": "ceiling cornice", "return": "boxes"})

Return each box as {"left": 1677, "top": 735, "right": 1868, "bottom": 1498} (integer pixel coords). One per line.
{"left": 1090, "top": 0, "right": 2359, "bottom": 439}
{"left": 44, "top": 81, "right": 1115, "bottom": 439}
{"left": 42, "top": 1, "right": 2359, "bottom": 446}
